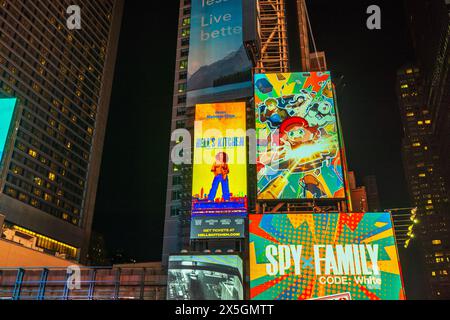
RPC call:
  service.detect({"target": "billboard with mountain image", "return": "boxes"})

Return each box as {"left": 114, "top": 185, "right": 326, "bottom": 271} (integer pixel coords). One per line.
{"left": 187, "top": 0, "right": 252, "bottom": 105}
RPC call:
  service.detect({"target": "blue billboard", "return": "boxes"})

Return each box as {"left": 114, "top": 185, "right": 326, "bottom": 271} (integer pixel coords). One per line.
{"left": 0, "top": 97, "right": 17, "bottom": 164}
{"left": 187, "top": 0, "right": 252, "bottom": 105}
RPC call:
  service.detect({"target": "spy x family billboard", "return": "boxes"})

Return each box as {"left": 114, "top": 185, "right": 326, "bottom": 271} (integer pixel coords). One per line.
{"left": 191, "top": 102, "right": 247, "bottom": 239}
{"left": 249, "top": 213, "right": 405, "bottom": 300}
{"left": 255, "top": 72, "right": 345, "bottom": 201}
{"left": 187, "top": 0, "right": 253, "bottom": 105}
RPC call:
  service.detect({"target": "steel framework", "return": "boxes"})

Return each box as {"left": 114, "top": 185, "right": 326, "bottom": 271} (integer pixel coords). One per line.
{"left": 256, "top": 0, "right": 290, "bottom": 73}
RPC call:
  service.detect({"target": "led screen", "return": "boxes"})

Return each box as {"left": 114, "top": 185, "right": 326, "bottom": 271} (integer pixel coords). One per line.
{"left": 249, "top": 213, "right": 405, "bottom": 300}
{"left": 187, "top": 0, "right": 252, "bottom": 105}
{"left": 0, "top": 97, "right": 17, "bottom": 164}
{"left": 167, "top": 255, "right": 244, "bottom": 300}
{"left": 255, "top": 72, "right": 345, "bottom": 200}
{"left": 191, "top": 215, "right": 245, "bottom": 239}
{"left": 191, "top": 102, "right": 247, "bottom": 239}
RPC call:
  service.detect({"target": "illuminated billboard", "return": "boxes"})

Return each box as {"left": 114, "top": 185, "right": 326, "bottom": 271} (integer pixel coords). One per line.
{"left": 191, "top": 102, "right": 247, "bottom": 239}
{"left": 167, "top": 255, "right": 244, "bottom": 300}
{"left": 191, "top": 215, "right": 245, "bottom": 239}
{"left": 249, "top": 213, "right": 405, "bottom": 300}
{"left": 255, "top": 72, "right": 345, "bottom": 200}
{"left": 187, "top": 0, "right": 252, "bottom": 105}
{"left": 0, "top": 97, "right": 17, "bottom": 165}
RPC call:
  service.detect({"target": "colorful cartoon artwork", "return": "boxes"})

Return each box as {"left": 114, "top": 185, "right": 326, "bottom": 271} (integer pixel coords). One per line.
{"left": 255, "top": 72, "right": 345, "bottom": 200}
{"left": 192, "top": 102, "right": 248, "bottom": 217}
{"left": 249, "top": 213, "right": 406, "bottom": 300}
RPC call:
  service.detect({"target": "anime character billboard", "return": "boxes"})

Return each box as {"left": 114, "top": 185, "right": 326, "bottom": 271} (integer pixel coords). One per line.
{"left": 249, "top": 213, "right": 406, "bottom": 300}
{"left": 255, "top": 72, "right": 345, "bottom": 200}
{"left": 191, "top": 102, "right": 247, "bottom": 238}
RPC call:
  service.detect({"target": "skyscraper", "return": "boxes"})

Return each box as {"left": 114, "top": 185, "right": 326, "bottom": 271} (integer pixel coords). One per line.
{"left": 163, "top": 0, "right": 297, "bottom": 266}
{"left": 405, "top": 0, "right": 450, "bottom": 203}
{"left": 0, "top": 0, "right": 124, "bottom": 262}
{"left": 363, "top": 175, "right": 381, "bottom": 212}
{"left": 396, "top": 66, "right": 450, "bottom": 299}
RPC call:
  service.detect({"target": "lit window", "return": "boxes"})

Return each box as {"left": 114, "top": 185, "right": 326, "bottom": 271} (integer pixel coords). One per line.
{"left": 181, "top": 28, "right": 190, "bottom": 37}
{"left": 30, "top": 198, "right": 39, "bottom": 207}
{"left": 28, "top": 149, "right": 38, "bottom": 158}
{"left": 48, "top": 172, "right": 56, "bottom": 181}
{"left": 401, "top": 84, "right": 409, "bottom": 89}
{"left": 178, "top": 83, "right": 187, "bottom": 93}
{"left": 182, "top": 18, "right": 190, "bottom": 26}
{"left": 413, "top": 142, "right": 421, "bottom": 147}
{"left": 432, "top": 240, "right": 442, "bottom": 245}
{"left": 406, "top": 69, "right": 413, "bottom": 74}
{"left": 425, "top": 120, "right": 431, "bottom": 124}
{"left": 406, "top": 112, "right": 414, "bottom": 117}
{"left": 179, "top": 60, "right": 188, "bottom": 70}
{"left": 417, "top": 121, "right": 423, "bottom": 125}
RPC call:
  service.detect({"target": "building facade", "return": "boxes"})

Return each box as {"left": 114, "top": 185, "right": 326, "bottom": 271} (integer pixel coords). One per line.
{"left": 0, "top": 0, "right": 124, "bottom": 263}
{"left": 162, "top": 0, "right": 295, "bottom": 266}
{"left": 397, "top": 66, "right": 450, "bottom": 299}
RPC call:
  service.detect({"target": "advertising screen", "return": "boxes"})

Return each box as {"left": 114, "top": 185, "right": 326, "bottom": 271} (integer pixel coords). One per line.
{"left": 0, "top": 97, "right": 17, "bottom": 164}
{"left": 255, "top": 72, "right": 345, "bottom": 200}
{"left": 249, "top": 213, "right": 405, "bottom": 300}
{"left": 191, "top": 102, "right": 247, "bottom": 239}
{"left": 167, "top": 255, "right": 244, "bottom": 300}
{"left": 187, "top": 0, "right": 252, "bottom": 105}
{"left": 191, "top": 215, "right": 245, "bottom": 239}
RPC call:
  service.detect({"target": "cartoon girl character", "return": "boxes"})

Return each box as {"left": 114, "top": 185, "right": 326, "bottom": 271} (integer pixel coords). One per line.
{"left": 279, "top": 116, "right": 320, "bottom": 156}
{"left": 208, "top": 152, "right": 231, "bottom": 201}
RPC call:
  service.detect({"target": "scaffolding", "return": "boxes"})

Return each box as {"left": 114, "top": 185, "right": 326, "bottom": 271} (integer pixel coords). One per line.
{"left": 256, "top": 0, "right": 290, "bottom": 73}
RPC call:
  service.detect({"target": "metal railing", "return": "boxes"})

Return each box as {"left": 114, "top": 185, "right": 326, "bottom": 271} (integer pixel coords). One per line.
{"left": 0, "top": 266, "right": 167, "bottom": 300}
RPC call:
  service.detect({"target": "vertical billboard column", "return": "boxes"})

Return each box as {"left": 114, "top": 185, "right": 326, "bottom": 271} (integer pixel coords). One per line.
{"left": 249, "top": 212, "right": 406, "bottom": 300}
{"left": 191, "top": 102, "right": 247, "bottom": 239}
{"left": 254, "top": 72, "right": 345, "bottom": 200}
{"left": 187, "top": 0, "right": 253, "bottom": 105}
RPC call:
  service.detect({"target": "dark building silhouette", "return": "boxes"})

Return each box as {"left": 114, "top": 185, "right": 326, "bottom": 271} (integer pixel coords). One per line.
{"left": 363, "top": 175, "right": 381, "bottom": 212}
{"left": 396, "top": 65, "right": 450, "bottom": 299}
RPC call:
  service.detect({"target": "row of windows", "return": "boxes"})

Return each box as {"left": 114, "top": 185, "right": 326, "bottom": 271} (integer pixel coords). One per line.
{"left": 0, "top": 13, "right": 101, "bottom": 111}
{"left": 4, "top": 184, "right": 80, "bottom": 227}
{"left": 8, "top": 159, "right": 83, "bottom": 210}
{"left": 6, "top": 0, "right": 110, "bottom": 86}
{"left": 0, "top": 60, "right": 96, "bottom": 144}
{"left": 17, "top": 125, "right": 88, "bottom": 182}
{"left": 5, "top": 173, "right": 80, "bottom": 220}
{"left": 12, "top": 141, "right": 85, "bottom": 200}
{"left": 21, "top": 107, "right": 91, "bottom": 160}
{"left": 0, "top": 44, "right": 98, "bottom": 132}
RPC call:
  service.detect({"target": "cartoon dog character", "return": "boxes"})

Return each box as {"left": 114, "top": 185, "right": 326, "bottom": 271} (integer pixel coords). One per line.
{"left": 304, "top": 101, "right": 334, "bottom": 127}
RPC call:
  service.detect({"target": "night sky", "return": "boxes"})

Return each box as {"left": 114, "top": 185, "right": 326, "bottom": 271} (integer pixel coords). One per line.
{"left": 93, "top": 1, "right": 415, "bottom": 263}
